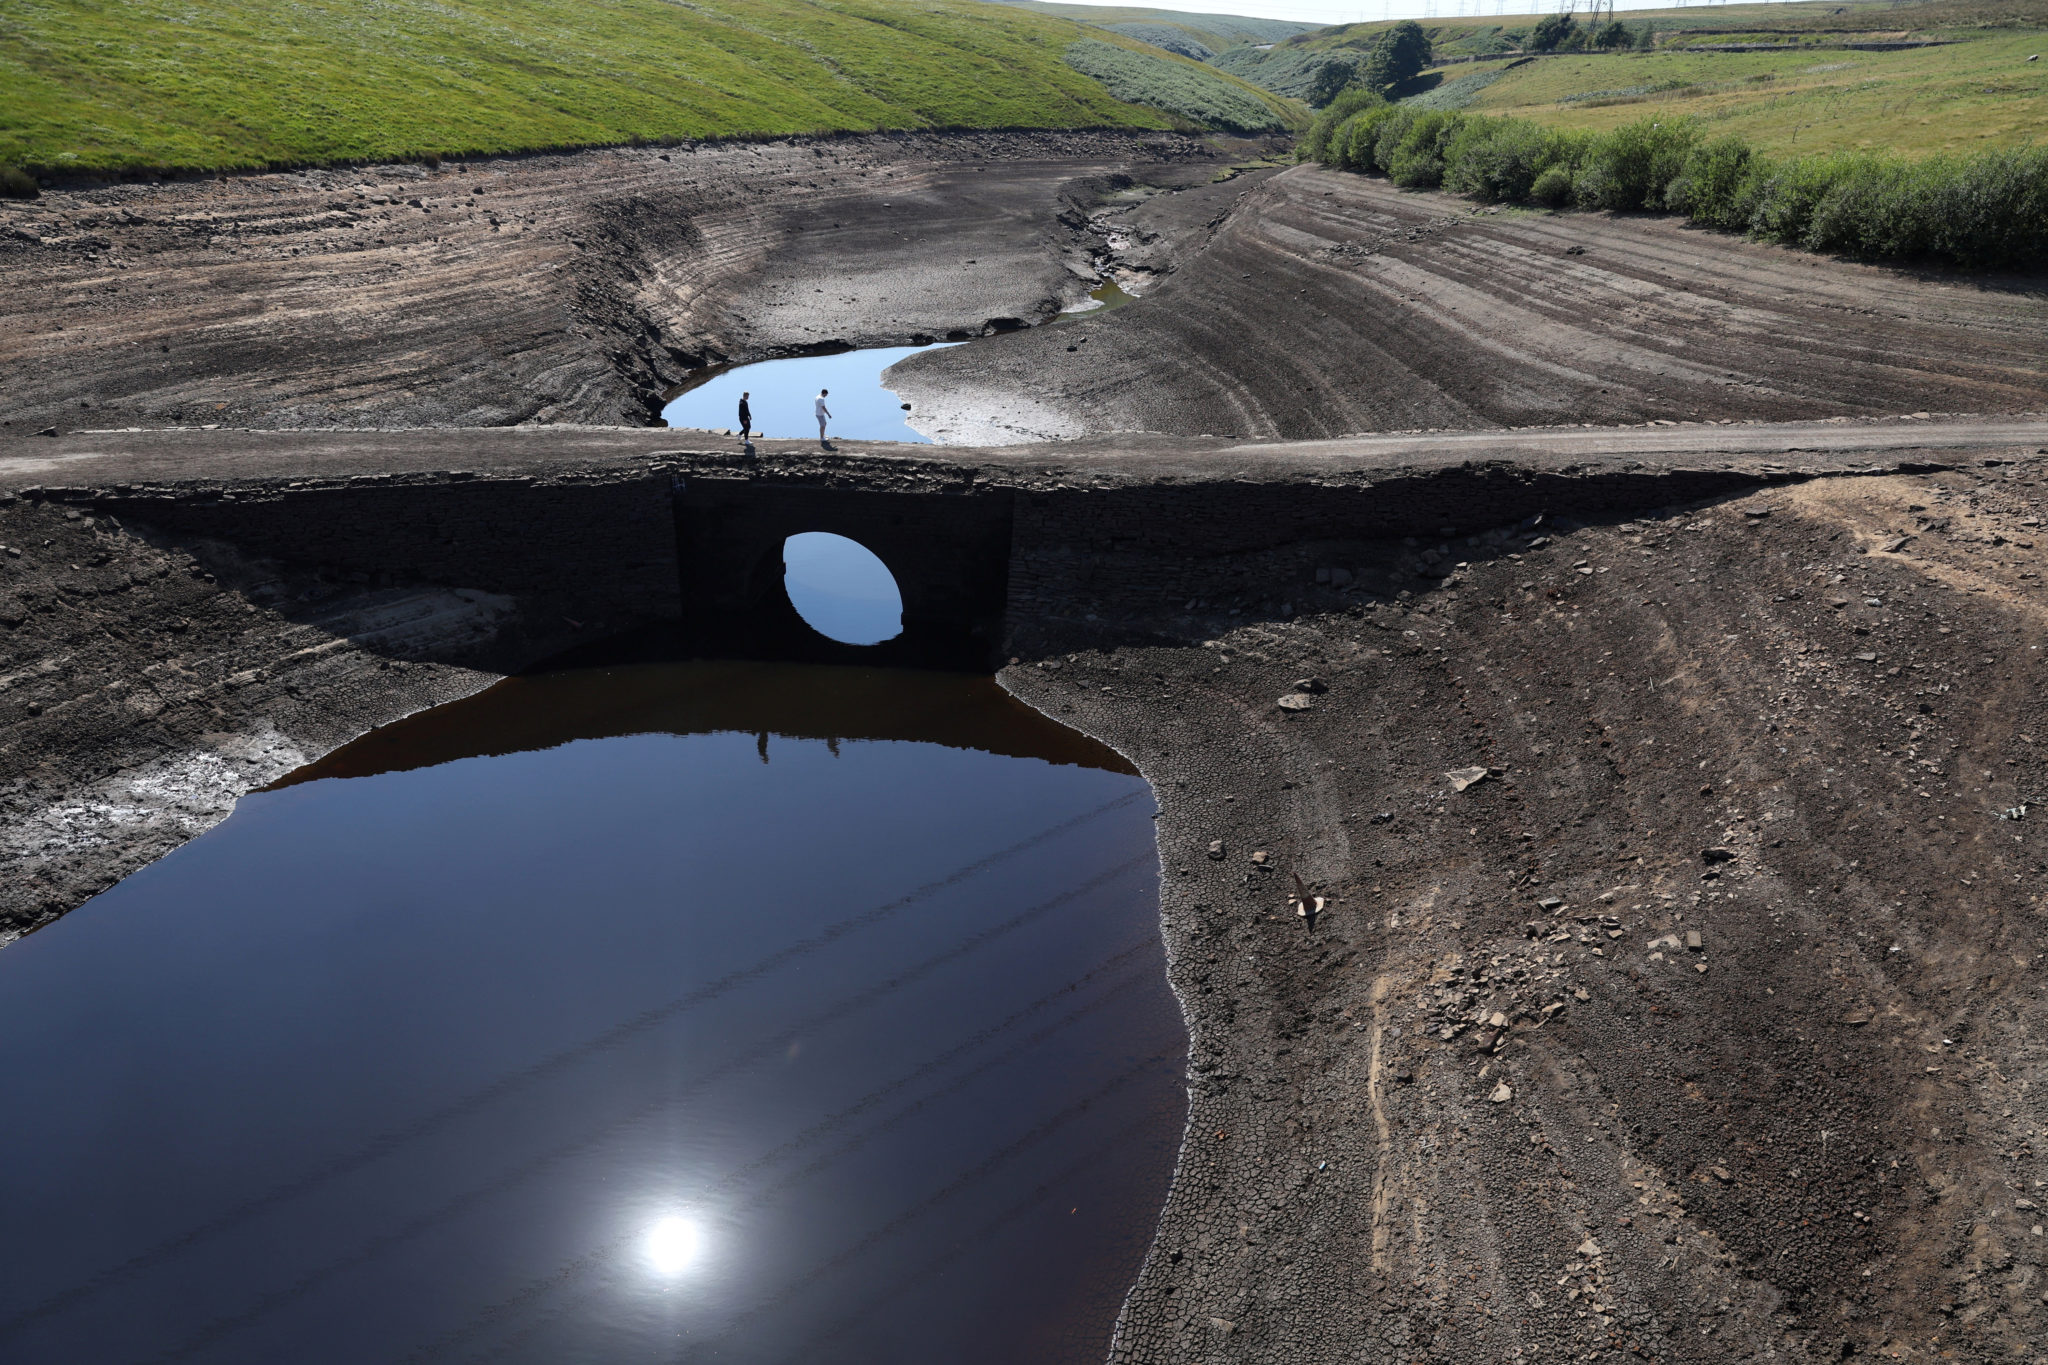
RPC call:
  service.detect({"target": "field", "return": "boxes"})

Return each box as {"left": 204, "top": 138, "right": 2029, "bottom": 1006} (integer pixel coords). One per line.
{"left": 1235, "top": 0, "right": 2048, "bottom": 157}
{"left": 1433, "top": 33, "right": 2048, "bottom": 155}
{"left": 988, "top": 1, "right": 1313, "bottom": 57}
{"left": 0, "top": 0, "right": 1295, "bottom": 176}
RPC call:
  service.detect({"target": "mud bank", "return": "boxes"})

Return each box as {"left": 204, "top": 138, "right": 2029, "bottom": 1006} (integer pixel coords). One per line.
{"left": 1011, "top": 452, "right": 2048, "bottom": 1364}
{"left": 3, "top": 420, "right": 2048, "bottom": 1365}
{"left": 892, "top": 164, "right": 2048, "bottom": 442}
{"left": 0, "top": 130, "right": 1226, "bottom": 435}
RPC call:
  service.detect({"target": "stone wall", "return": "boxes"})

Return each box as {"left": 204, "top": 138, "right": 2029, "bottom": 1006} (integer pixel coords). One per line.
{"left": 75, "top": 471, "right": 682, "bottom": 671}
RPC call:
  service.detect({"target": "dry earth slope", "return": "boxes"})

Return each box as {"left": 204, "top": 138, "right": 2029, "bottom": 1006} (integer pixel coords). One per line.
{"left": 1004, "top": 457, "right": 2048, "bottom": 1364}
{"left": 891, "top": 163, "right": 2048, "bottom": 441}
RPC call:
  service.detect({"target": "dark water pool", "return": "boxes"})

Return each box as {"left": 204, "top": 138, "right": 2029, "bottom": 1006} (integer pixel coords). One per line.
{"left": 0, "top": 661, "right": 1184, "bottom": 1365}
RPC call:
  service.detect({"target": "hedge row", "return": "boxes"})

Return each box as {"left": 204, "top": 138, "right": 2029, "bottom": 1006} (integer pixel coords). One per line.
{"left": 1300, "top": 90, "right": 2047, "bottom": 269}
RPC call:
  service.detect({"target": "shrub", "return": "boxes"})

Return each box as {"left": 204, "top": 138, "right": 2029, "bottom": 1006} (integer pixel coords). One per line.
{"left": 1302, "top": 102, "right": 2044, "bottom": 269}
{"left": 1570, "top": 118, "right": 1698, "bottom": 211}
{"left": 1663, "top": 136, "right": 1756, "bottom": 228}
{"left": 1921, "top": 147, "right": 2048, "bottom": 268}
{"left": 1366, "top": 105, "right": 1420, "bottom": 174}
{"left": 1442, "top": 117, "right": 1551, "bottom": 202}
{"left": 0, "top": 166, "right": 38, "bottom": 199}
{"left": 1385, "top": 111, "right": 1465, "bottom": 188}
{"left": 1530, "top": 164, "right": 1574, "bottom": 206}
{"left": 1744, "top": 155, "right": 1844, "bottom": 246}
{"left": 1336, "top": 105, "right": 1400, "bottom": 172}
{"left": 1801, "top": 148, "right": 2048, "bottom": 268}
{"left": 1301, "top": 87, "right": 1385, "bottom": 162}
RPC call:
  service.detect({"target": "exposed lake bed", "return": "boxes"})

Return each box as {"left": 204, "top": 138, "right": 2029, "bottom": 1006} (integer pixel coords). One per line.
{"left": 4, "top": 117, "right": 2048, "bottom": 1365}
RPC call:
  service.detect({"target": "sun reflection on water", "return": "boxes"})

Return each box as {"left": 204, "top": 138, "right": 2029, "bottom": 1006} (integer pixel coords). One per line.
{"left": 643, "top": 1215, "right": 704, "bottom": 1276}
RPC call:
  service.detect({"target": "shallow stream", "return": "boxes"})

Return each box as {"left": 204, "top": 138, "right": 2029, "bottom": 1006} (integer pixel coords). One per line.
{"left": 0, "top": 660, "right": 1183, "bottom": 1365}
{"left": 660, "top": 280, "right": 1138, "bottom": 444}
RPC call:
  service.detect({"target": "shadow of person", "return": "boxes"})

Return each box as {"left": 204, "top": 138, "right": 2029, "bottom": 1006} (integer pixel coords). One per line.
{"left": 820, "top": 440, "right": 837, "bottom": 452}
{"left": 1291, "top": 873, "right": 1324, "bottom": 934}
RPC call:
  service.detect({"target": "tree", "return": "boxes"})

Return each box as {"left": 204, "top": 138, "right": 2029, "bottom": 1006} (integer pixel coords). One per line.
{"left": 1528, "top": 13, "right": 1575, "bottom": 52}
{"left": 1361, "top": 20, "right": 1434, "bottom": 95}
{"left": 1593, "top": 19, "right": 1631, "bottom": 49}
{"left": 1308, "top": 53, "right": 1366, "bottom": 108}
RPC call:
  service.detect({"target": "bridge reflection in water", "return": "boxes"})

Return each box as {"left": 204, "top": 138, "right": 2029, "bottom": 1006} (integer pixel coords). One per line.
{"left": 0, "top": 661, "right": 1182, "bottom": 1365}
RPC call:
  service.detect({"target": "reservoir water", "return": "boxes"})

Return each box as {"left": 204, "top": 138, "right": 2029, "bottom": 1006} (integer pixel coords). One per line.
{"left": 661, "top": 344, "right": 958, "bottom": 443}
{"left": 0, "top": 660, "right": 1183, "bottom": 1365}
{"left": 659, "top": 281, "right": 1140, "bottom": 444}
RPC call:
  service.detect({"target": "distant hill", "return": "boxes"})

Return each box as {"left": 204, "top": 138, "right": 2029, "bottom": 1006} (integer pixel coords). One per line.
{"left": 0, "top": 0, "right": 1301, "bottom": 178}
{"left": 1219, "top": 0, "right": 2047, "bottom": 150}
{"left": 989, "top": 2, "right": 1316, "bottom": 59}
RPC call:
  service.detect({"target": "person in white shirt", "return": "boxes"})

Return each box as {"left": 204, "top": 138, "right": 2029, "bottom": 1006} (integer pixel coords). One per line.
{"left": 814, "top": 389, "right": 831, "bottom": 444}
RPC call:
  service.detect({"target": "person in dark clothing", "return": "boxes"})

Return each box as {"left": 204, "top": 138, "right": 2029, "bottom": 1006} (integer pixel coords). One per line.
{"left": 737, "top": 391, "right": 752, "bottom": 442}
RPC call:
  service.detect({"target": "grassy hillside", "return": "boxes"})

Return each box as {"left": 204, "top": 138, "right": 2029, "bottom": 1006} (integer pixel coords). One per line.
{"left": 1449, "top": 36, "right": 2047, "bottom": 156}
{"left": 1243, "top": 0, "right": 2046, "bottom": 155}
{"left": 1301, "top": 88, "right": 2046, "bottom": 268}
{"left": 989, "top": 2, "right": 1312, "bottom": 57}
{"left": 1064, "top": 37, "right": 1297, "bottom": 131}
{"left": 0, "top": 0, "right": 1289, "bottom": 176}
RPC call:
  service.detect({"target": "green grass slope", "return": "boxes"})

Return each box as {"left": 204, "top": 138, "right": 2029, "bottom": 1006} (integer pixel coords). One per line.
{"left": 1249, "top": 0, "right": 2047, "bottom": 153}
{"left": 0, "top": 0, "right": 1248, "bottom": 175}
{"left": 1455, "top": 35, "right": 2048, "bottom": 156}
{"left": 1063, "top": 36, "right": 1300, "bottom": 131}
{"left": 988, "top": 2, "right": 1313, "bottom": 53}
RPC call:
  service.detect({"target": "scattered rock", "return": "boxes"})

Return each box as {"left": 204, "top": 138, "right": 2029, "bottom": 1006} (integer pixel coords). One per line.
{"left": 1685, "top": 930, "right": 1703, "bottom": 950}
{"left": 1208, "top": 1317, "right": 1237, "bottom": 1336}
{"left": 35, "top": 426, "right": 58, "bottom": 437}
{"left": 1291, "top": 676, "right": 1328, "bottom": 694}
{"left": 1250, "top": 850, "right": 1269, "bottom": 866}
{"left": 1490, "top": 1081, "right": 1513, "bottom": 1102}
{"left": 1277, "top": 692, "right": 1318, "bottom": 711}
{"left": 1577, "top": 1237, "right": 1601, "bottom": 1257}
{"left": 1701, "top": 846, "right": 1737, "bottom": 863}
{"left": 1446, "top": 765, "right": 1489, "bottom": 792}
{"left": 1206, "top": 839, "right": 1226, "bottom": 860}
